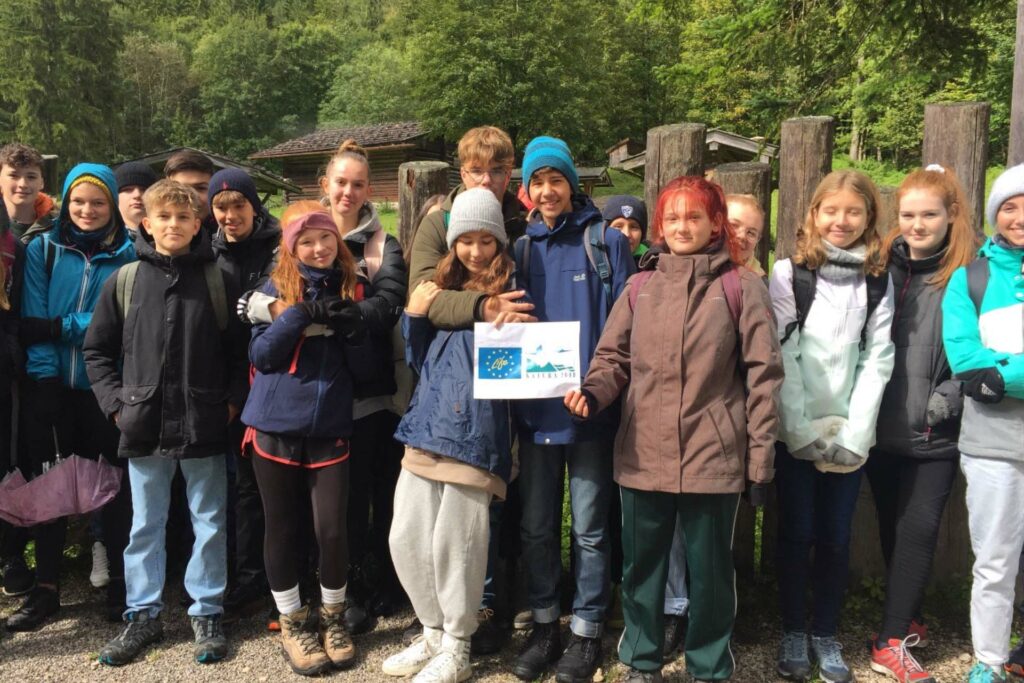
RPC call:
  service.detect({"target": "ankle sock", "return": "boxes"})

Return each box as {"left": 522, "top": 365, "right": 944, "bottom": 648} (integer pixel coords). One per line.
{"left": 271, "top": 584, "right": 301, "bottom": 615}
{"left": 321, "top": 583, "right": 346, "bottom": 608}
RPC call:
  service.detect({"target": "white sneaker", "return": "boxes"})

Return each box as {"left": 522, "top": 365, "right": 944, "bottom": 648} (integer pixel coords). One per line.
{"left": 382, "top": 627, "right": 442, "bottom": 676}
{"left": 413, "top": 633, "right": 471, "bottom": 683}
{"left": 90, "top": 541, "right": 110, "bottom": 588}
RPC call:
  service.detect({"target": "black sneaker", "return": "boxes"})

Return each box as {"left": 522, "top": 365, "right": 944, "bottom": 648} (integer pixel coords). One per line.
{"left": 624, "top": 667, "right": 664, "bottom": 683}
{"left": 343, "top": 599, "right": 377, "bottom": 635}
{"left": 663, "top": 613, "right": 688, "bottom": 659}
{"left": 222, "top": 580, "right": 266, "bottom": 623}
{"left": 555, "top": 632, "right": 603, "bottom": 683}
{"left": 1, "top": 556, "right": 35, "bottom": 597}
{"left": 105, "top": 579, "right": 127, "bottom": 623}
{"left": 98, "top": 612, "right": 164, "bottom": 666}
{"left": 191, "top": 615, "right": 228, "bottom": 663}
{"left": 471, "top": 607, "right": 506, "bottom": 655}
{"left": 6, "top": 586, "right": 59, "bottom": 631}
{"left": 512, "top": 620, "right": 562, "bottom": 681}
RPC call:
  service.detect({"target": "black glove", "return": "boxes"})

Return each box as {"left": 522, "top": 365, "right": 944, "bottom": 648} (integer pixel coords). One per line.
{"left": 19, "top": 317, "right": 62, "bottom": 346}
{"left": 744, "top": 482, "right": 768, "bottom": 508}
{"left": 959, "top": 367, "right": 1006, "bottom": 404}
{"left": 296, "top": 296, "right": 342, "bottom": 324}
{"left": 325, "top": 299, "right": 365, "bottom": 339}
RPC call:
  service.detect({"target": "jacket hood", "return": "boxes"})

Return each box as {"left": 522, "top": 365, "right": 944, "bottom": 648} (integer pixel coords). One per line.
{"left": 343, "top": 202, "right": 383, "bottom": 243}
{"left": 981, "top": 234, "right": 1024, "bottom": 262}
{"left": 524, "top": 194, "right": 602, "bottom": 240}
{"left": 637, "top": 235, "right": 731, "bottom": 273}
{"left": 211, "top": 207, "right": 281, "bottom": 254}
{"left": 889, "top": 235, "right": 946, "bottom": 273}
{"left": 59, "top": 163, "right": 125, "bottom": 237}
{"left": 135, "top": 219, "right": 215, "bottom": 267}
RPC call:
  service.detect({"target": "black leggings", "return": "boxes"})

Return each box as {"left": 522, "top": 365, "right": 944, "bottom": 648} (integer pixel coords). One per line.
{"left": 253, "top": 454, "right": 350, "bottom": 591}
{"left": 864, "top": 452, "right": 958, "bottom": 641}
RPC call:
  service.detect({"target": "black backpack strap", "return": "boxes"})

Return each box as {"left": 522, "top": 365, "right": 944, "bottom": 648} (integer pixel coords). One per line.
{"left": 779, "top": 264, "right": 816, "bottom": 347}
{"left": 513, "top": 234, "right": 531, "bottom": 290}
{"left": 966, "top": 257, "right": 990, "bottom": 315}
{"left": 860, "top": 273, "right": 889, "bottom": 351}
{"left": 44, "top": 237, "right": 56, "bottom": 278}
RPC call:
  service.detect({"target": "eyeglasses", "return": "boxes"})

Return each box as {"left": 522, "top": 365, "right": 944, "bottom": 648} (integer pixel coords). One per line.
{"left": 461, "top": 167, "right": 509, "bottom": 182}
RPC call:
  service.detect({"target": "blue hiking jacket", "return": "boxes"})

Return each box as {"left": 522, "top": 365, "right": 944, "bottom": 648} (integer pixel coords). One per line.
{"left": 393, "top": 313, "right": 512, "bottom": 482}
{"left": 513, "top": 195, "right": 634, "bottom": 445}
{"left": 22, "top": 164, "right": 134, "bottom": 389}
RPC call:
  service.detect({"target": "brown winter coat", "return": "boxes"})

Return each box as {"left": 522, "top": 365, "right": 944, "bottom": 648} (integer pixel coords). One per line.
{"left": 581, "top": 247, "right": 783, "bottom": 494}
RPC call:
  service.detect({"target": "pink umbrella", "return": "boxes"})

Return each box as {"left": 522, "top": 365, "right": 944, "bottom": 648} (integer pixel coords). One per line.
{"left": 0, "top": 455, "right": 123, "bottom": 527}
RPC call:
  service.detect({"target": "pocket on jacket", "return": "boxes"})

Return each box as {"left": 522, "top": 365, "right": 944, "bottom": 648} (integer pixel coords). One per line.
{"left": 704, "top": 399, "right": 743, "bottom": 477}
{"left": 187, "top": 386, "right": 228, "bottom": 446}
{"left": 118, "top": 384, "right": 159, "bottom": 445}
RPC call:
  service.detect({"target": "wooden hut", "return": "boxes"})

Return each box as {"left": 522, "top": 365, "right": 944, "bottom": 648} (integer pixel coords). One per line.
{"left": 249, "top": 122, "right": 446, "bottom": 202}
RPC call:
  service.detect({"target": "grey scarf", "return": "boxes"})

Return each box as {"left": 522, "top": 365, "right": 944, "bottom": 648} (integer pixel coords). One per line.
{"left": 819, "top": 241, "right": 866, "bottom": 281}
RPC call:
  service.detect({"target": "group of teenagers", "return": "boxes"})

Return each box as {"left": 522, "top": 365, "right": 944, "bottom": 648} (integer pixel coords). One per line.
{"left": 0, "top": 123, "right": 1022, "bottom": 683}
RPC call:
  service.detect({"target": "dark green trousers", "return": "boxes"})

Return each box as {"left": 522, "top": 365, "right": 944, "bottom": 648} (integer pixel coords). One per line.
{"left": 618, "top": 487, "right": 740, "bottom": 679}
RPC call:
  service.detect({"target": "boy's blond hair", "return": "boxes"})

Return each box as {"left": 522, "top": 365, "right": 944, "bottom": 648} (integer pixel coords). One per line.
{"left": 458, "top": 126, "right": 514, "bottom": 168}
{"left": 143, "top": 179, "right": 201, "bottom": 216}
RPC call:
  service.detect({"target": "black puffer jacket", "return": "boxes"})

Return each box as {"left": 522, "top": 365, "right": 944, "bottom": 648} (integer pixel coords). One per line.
{"left": 0, "top": 231, "right": 25, "bottom": 395}
{"left": 343, "top": 203, "right": 406, "bottom": 400}
{"left": 211, "top": 209, "right": 281, "bottom": 295}
{"left": 83, "top": 229, "right": 248, "bottom": 459}
{"left": 873, "top": 237, "right": 960, "bottom": 459}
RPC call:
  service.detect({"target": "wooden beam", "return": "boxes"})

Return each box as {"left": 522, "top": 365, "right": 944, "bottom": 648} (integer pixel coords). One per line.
{"left": 1011, "top": 0, "right": 1024, "bottom": 166}
{"left": 776, "top": 116, "right": 834, "bottom": 261}
{"left": 923, "top": 102, "right": 990, "bottom": 232}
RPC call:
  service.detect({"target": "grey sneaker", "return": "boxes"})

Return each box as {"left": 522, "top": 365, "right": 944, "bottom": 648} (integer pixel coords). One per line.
{"left": 99, "top": 611, "right": 164, "bottom": 666}
{"left": 191, "top": 615, "right": 228, "bottom": 663}
{"left": 810, "top": 635, "right": 852, "bottom": 683}
{"left": 777, "top": 631, "right": 811, "bottom": 681}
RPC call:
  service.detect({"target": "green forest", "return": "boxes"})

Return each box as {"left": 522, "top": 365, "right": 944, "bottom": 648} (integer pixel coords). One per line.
{"left": 0, "top": 0, "right": 1014, "bottom": 171}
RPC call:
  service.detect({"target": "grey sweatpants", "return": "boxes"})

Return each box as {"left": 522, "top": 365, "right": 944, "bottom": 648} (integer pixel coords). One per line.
{"left": 389, "top": 468, "right": 492, "bottom": 639}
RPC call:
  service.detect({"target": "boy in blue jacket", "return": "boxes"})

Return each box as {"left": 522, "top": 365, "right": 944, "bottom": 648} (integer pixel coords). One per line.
{"left": 512, "top": 136, "right": 634, "bottom": 683}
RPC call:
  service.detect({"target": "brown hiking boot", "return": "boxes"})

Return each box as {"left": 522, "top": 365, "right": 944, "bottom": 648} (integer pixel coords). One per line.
{"left": 319, "top": 603, "right": 356, "bottom": 668}
{"left": 279, "top": 605, "right": 332, "bottom": 676}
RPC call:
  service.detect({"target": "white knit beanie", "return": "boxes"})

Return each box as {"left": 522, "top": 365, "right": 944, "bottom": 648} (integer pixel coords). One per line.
{"left": 446, "top": 187, "right": 507, "bottom": 248}
{"left": 986, "top": 163, "right": 1024, "bottom": 230}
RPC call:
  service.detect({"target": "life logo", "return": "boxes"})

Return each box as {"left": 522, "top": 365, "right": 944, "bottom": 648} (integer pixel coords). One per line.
{"left": 478, "top": 348, "right": 522, "bottom": 380}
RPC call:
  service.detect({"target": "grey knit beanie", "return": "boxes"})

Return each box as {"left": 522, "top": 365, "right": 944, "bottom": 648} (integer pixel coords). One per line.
{"left": 446, "top": 187, "right": 507, "bottom": 248}
{"left": 986, "top": 163, "right": 1024, "bottom": 230}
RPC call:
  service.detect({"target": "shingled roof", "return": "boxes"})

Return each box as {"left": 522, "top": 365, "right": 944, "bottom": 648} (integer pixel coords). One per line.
{"left": 249, "top": 122, "right": 425, "bottom": 159}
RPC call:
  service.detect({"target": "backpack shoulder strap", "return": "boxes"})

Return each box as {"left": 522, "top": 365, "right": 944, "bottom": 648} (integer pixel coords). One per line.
{"left": 514, "top": 234, "right": 531, "bottom": 290}
{"left": 203, "top": 261, "right": 228, "bottom": 332}
{"left": 115, "top": 261, "right": 140, "bottom": 321}
{"left": 364, "top": 229, "right": 386, "bottom": 282}
{"left": 721, "top": 263, "right": 743, "bottom": 328}
{"left": 583, "top": 219, "right": 613, "bottom": 303}
{"left": 779, "top": 263, "right": 816, "bottom": 347}
{"left": 966, "top": 256, "right": 990, "bottom": 315}
{"left": 627, "top": 270, "right": 656, "bottom": 311}
{"left": 860, "top": 272, "right": 889, "bottom": 350}
{"left": 44, "top": 237, "right": 57, "bottom": 278}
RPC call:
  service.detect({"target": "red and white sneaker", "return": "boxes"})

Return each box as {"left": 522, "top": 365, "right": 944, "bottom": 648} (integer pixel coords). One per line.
{"left": 871, "top": 635, "right": 935, "bottom": 683}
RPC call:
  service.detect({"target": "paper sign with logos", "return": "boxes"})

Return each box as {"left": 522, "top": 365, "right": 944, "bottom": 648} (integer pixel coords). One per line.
{"left": 473, "top": 321, "right": 581, "bottom": 400}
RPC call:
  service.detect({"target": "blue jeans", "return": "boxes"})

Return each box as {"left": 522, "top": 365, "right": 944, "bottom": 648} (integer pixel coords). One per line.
{"left": 519, "top": 439, "right": 612, "bottom": 637}
{"left": 124, "top": 454, "right": 228, "bottom": 618}
{"left": 664, "top": 514, "right": 689, "bottom": 616}
{"left": 775, "top": 445, "right": 863, "bottom": 636}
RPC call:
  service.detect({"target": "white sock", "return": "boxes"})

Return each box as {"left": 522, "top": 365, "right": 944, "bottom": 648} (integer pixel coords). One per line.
{"left": 271, "top": 585, "right": 302, "bottom": 615}
{"left": 321, "top": 583, "right": 347, "bottom": 607}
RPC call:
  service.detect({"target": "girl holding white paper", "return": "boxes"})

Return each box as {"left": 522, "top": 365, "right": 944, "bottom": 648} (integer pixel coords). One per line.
{"left": 385, "top": 187, "right": 530, "bottom": 683}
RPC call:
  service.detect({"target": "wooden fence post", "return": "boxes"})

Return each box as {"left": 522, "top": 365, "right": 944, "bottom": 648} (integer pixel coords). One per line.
{"left": 715, "top": 162, "right": 772, "bottom": 273}
{"left": 776, "top": 117, "right": 834, "bottom": 261}
{"left": 398, "top": 161, "right": 449, "bottom": 252}
{"left": 877, "top": 186, "right": 899, "bottom": 237}
{"left": 1011, "top": 0, "right": 1024, "bottom": 166}
{"left": 922, "top": 102, "right": 990, "bottom": 233}
{"left": 644, "top": 123, "right": 707, "bottom": 211}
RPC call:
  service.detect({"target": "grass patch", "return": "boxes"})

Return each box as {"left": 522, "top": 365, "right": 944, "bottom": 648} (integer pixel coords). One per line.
{"left": 593, "top": 169, "right": 644, "bottom": 199}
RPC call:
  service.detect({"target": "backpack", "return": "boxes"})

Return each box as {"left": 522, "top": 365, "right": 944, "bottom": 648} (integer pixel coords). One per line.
{"left": 513, "top": 217, "right": 614, "bottom": 306}
{"left": 115, "top": 260, "right": 228, "bottom": 332}
{"left": 627, "top": 263, "right": 743, "bottom": 327}
{"left": 966, "top": 256, "right": 990, "bottom": 314}
{"left": 778, "top": 263, "right": 888, "bottom": 352}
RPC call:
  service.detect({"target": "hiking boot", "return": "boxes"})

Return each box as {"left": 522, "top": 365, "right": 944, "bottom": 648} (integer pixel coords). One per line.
{"left": 222, "top": 580, "right": 267, "bottom": 623}
{"left": 90, "top": 541, "right": 110, "bottom": 588}
{"left": 319, "top": 603, "right": 356, "bottom": 669}
{"left": 811, "top": 635, "right": 853, "bottom": 683}
{"left": 98, "top": 611, "right": 164, "bottom": 666}
{"left": 969, "top": 662, "right": 1008, "bottom": 682}
{"left": 513, "top": 620, "right": 561, "bottom": 681}
{"left": 343, "top": 599, "right": 377, "bottom": 635}
{"left": 383, "top": 627, "right": 443, "bottom": 676}
{"left": 191, "top": 615, "right": 228, "bottom": 663}
{"left": 870, "top": 635, "right": 934, "bottom": 682}
{"left": 1, "top": 556, "right": 34, "bottom": 597}
{"left": 623, "top": 668, "right": 663, "bottom": 682}
{"left": 105, "top": 578, "right": 127, "bottom": 623}
{"left": 513, "top": 609, "right": 534, "bottom": 630}
{"left": 1006, "top": 639, "right": 1024, "bottom": 677}
{"left": 414, "top": 632, "right": 471, "bottom": 683}
{"left": 664, "top": 613, "right": 688, "bottom": 659}
{"left": 777, "top": 631, "right": 811, "bottom": 681}
{"left": 278, "top": 605, "right": 332, "bottom": 676}
{"left": 6, "top": 586, "right": 59, "bottom": 631}
{"left": 471, "top": 607, "right": 505, "bottom": 655}
{"left": 555, "top": 633, "right": 603, "bottom": 683}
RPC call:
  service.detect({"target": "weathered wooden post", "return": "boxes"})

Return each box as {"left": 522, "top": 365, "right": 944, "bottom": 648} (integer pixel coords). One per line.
{"left": 922, "top": 102, "right": 990, "bottom": 233}
{"left": 1010, "top": 0, "right": 1024, "bottom": 166}
{"left": 715, "top": 161, "right": 772, "bottom": 273}
{"left": 776, "top": 116, "right": 835, "bottom": 261}
{"left": 877, "top": 186, "right": 899, "bottom": 237}
{"left": 644, "top": 123, "right": 707, "bottom": 211}
{"left": 398, "top": 161, "right": 449, "bottom": 251}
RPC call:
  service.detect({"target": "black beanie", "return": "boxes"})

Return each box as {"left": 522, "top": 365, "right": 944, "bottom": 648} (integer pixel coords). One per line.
{"left": 208, "top": 168, "right": 262, "bottom": 212}
{"left": 114, "top": 162, "right": 159, "bottom": 193}
{"left": 602, "top": 195, "right": 648, "bottom": 239}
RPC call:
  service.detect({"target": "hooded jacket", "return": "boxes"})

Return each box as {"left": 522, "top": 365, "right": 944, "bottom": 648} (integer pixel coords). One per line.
{"left": 942, "top": 236, "right": 1024, "bottom": 460}
{"left": 874, "top": 237, "right": 960, "bottom": 460}
{"left": 2, "top": 192, "right": 58, "bottom": 244}
{"left": 408, "top": 185, "right": 527, "bottom": 330}
{"left": 22, "top": 164, "right": 135, "bottom": 390}
{"left": 514, "top": 195, "right": 634, "bottom": 445}
{"left": 83, "top": 227, "right": 247, "bottom": 459}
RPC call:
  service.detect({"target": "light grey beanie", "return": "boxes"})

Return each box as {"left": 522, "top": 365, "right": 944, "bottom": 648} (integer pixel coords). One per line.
{"left": 446, "top": 187, "right": 507, "bottom": 248}
{"left": 986, "top": 163, "right": 1024, "bottom": 230}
